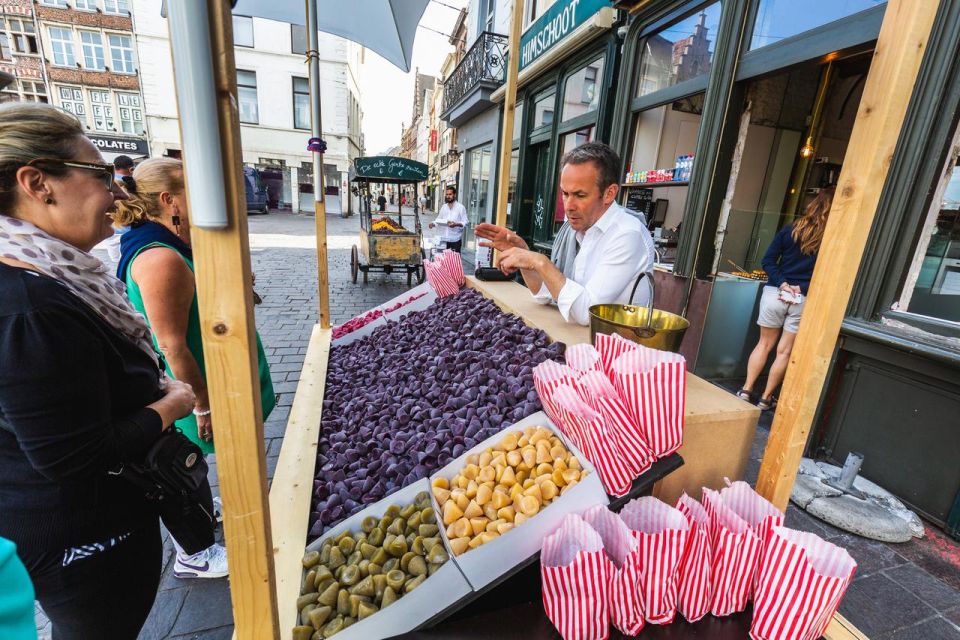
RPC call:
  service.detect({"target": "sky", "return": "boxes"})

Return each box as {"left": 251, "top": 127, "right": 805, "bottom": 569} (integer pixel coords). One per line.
{"left": 359, "top": 0, "right": 468, "bottom": 155}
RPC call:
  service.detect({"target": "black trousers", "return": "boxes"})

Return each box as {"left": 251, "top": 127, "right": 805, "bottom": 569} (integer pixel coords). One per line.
{"left": 30, "top": 522, "right": 162, "bottom": 640}
{"left": 445, "top": 240, "right": 463, "bottom": 253}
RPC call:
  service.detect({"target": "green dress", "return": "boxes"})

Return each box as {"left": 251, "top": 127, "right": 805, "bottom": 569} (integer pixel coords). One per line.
{"left": 124, "top": 242, "right": 276, "bottom": 455}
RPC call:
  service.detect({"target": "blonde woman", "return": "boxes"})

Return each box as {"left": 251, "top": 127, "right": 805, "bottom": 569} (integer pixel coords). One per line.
{"left": 738, "top": 187, "right": 835, "bottom": 410}
{"left": 0, "top": 103, "right": 195, "bottom": 639}
{"left": 113, "top": 158, "right": 275, "bottom": 578}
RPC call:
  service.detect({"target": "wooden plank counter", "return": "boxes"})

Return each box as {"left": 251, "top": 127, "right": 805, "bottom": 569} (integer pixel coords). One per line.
{"left": 467, "top": 277, "right": 761, "bottom": 505}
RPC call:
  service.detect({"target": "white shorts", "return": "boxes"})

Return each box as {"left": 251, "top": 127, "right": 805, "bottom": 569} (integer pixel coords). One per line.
{"left": 757, "top": 285, "right": 804, "bottom": 333}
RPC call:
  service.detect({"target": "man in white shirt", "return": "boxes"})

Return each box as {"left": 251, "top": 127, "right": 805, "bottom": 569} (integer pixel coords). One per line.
{"left": 476, "top": 142, "right": 655, "bottom": 326}
{"left": 429, "top": 185, "right": 468, "bottom": 253}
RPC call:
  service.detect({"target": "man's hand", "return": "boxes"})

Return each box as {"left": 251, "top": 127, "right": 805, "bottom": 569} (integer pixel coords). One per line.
{"left": 428, "top": 222, "right": 436, "bottom": 229}
{"left": 475, "top": 223, "right": 528, "bottom": 252}
{"left": 498, "top": 247, "right": 545, "bottom": 275}
{"left": 447, "top": 221, "right": 456, "bottom": 227}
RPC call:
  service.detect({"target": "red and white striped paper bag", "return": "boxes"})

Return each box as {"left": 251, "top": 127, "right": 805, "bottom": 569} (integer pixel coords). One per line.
{"left": 565, "top": 343, "right": 604, "bottom": 375}
{"left": 581, "top": 505, "right": 645, "bottom": 636}
{"left": 439, "top": 249, "right": 465, "bottom": 285}
{"left": 720, "top": 481, "right": 785, "bottom": 592}
{"left": 619, "top": 497, "right": 690, "bottom": 625}
{"left": 551, "top": 385, "right": 636, "bottom": 497}
{"left": 578, "top": 370, "right": 655, "bottom": 477}
{"left": 422, "top": 259, "right": 459, "bottom": 297}
{"left": 594, "top": 332, "right": 638, "bottom": 374}
{"left": 610, "top": 346, "right": 687, "bottom": 458}
{"left": 750, "top": 526, "right": 857, "bottom": 640}
{"left": 532, "top": 360, "right": 583, "bottom": 426}
{"left": 675, "top": 493, "right": 713, "bottom": 623}
{"left": 702, "top": 488, "right": 762, "bottom": 617}
{"left": 541, "top": 514, "right": 613, "bottom": 640}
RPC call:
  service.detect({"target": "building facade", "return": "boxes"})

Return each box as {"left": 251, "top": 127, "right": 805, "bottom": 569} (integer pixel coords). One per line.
{"left": 132, "top": 0, "right": 364, "bottom": 214}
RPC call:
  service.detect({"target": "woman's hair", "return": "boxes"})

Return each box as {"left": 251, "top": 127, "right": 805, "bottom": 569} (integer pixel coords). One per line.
{"left": 112, "top": 157, "right": 184, "bottom": 228}
{"left": 792, "top": 186, "right": 835, "bottom": 255}
{"left": 0, "top": 103, "right": 86, "bottom": 212}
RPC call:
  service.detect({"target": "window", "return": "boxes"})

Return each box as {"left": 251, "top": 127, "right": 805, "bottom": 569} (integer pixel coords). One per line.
{"left": 532, "top": 90, "right": 555, "bottom": 129}
{"left": 478, "top": 0, "right": 494, "bottom": 33}
{"left": 512, "top": 100, "right": 524, "bottom": 141}
{"left": 233, "top": 16, "right": 254, "bottom": 47}
{"left": 8, "top": 19, "right": 38, "bottom": 55}
{"left": 554, "top": 126, "right": 594, "bottom": 234}
{"left": 0, "top": 84, "right": 17, "bottom": 104}
{"left": 57, "top": 85, "right": 85, "bottom": 122}
{"left": 48, "top": 27, "right": 76, "bottom": 67}
{"left": 751, "top": 0, "right": 886, "bottom": 50}
{"left": 40, "top": 0, "right": 68, "bottom": 7}
{"left": 20, "top": 80, "right": 47, "bottom": 103}
{"left": 74, "top": 0, "right": 97, "bottom": 10}
{"left": 293, "top": 76, "right": 310, "bottom": 130}
{"left": 117, "top": 92, "right": 143, "bottom": 134}
{"left": 89, "top": 89, "right": 115, "bottom": 131}
{"left": 528, "top": 0, "right": 557, "bottom": 25}
{"left": 562, "top": 57, "right": 604, "bottom": 121}
{"left": 507, "top": 147, "right": 519, "bottom": 229}
{"left": 291, "top": 24, "right": 306, "bottom": 55}
{"left": 636, "top": 2, "right": 722, "bottom": 98}
{"left": 465, "top": 144, "right": 493, "bottom": 253}
{"left": 237, "top": 70, "right": 258, "bottom": 124}
{"left": 103, "top": 0, "right": 130, "bottom": 15}
{"left": 898, "top": 154, "right": 960, "bottom": 324}
{"left": 0, "top": 31, "right": 10, "bottom": 61}
{"left": 108, "top": 34, "right": 134, "bottom": 73}
{"left": 79, "top": 31, "right": 104, "bottom": 71}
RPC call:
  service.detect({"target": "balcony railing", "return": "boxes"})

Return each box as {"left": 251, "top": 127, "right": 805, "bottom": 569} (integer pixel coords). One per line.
{"left": 441, "top": 31, "right": 508, "bottom": 116}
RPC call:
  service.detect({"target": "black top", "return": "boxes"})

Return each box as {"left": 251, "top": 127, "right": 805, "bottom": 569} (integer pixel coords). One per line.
{"left": 0, "top": 262, "right": 163, "bottom": 563}
{"left": 761, "top": 224, "right": 819, "bottom": 295}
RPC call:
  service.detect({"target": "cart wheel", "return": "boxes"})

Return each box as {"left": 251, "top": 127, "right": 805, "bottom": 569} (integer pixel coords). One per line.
{"left": 351, "top": 245, "right": 359, "bottom": 284}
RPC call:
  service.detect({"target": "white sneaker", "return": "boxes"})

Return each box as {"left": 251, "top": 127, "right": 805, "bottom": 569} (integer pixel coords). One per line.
{"left": 212, "top": 496, "right": 223, "bottom": 523}
{"left": 173, "top": 543, "right": 229, "bottom": 579}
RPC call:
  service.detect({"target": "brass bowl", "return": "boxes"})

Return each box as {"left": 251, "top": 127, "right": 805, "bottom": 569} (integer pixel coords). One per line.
{"left": 589, "top": 304, "right": 690, "bottom": 353}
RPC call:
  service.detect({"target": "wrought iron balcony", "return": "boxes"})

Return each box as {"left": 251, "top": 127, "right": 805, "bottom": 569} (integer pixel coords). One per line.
{"left": 441, "top": 31, "right": 508, "bottom": 127}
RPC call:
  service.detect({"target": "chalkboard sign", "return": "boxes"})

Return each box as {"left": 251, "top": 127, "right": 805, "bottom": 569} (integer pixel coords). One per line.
{"left": 352, "top": 156, "right": 429, "bottom": 183}
{"left": 625, "top": 187, "right": 653, "bottom": 212}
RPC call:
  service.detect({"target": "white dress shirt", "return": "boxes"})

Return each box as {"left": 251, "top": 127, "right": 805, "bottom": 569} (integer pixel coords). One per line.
{"left": 533, "top": 202, "right": 656, "bottom": 325}
{"left": 435, "top": 201, "right": 468, "bottom": 242}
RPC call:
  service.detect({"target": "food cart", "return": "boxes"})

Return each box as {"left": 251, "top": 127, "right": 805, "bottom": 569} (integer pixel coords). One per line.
{"left": 158, "top": 0, "right": 936, "bottom": 637}
{"left": 349, "top": 156, "right": 427, "bottom": 286}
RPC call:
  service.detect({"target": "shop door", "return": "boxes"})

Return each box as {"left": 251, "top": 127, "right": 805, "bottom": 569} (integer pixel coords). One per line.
{"left": 530, "top": 142, "right": 554, "bottom": 246}
{"left": 464, "top": 145, "right": 492, "bottom": 254}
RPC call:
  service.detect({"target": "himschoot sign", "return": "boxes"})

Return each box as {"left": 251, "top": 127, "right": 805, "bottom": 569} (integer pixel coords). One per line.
{"left": 519, "top": 0, "right": 613, "bottom": 71}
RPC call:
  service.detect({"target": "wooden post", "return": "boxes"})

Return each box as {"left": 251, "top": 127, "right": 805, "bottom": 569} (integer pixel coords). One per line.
{"left": 174, "top": 1, "right": 279, "bottom": 638}
{"left": 755, "top": 0, "right": 940, "bottom": 510}
{"left": 494, "top": 0, "right": 525, "bottom": 230}
{"left": 306, "top": 0, "right": 331, "bottom": 329}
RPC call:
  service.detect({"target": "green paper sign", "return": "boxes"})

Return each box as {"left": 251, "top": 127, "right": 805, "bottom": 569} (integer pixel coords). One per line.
{"left": 352, "top": 156, "right": 429, "bottom": 182}
{"left": 519, "top": 0, "right": 613, "bottom": 71}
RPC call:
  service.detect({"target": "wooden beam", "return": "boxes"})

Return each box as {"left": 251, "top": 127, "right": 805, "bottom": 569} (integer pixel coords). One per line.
{"left": 191, "top": 2, "right": 279, "bottom": 638}
{"left": 755, "top": 0, "right": 940, "bottom": 508}
{"left": 269, "top": 325, "right": 331, "bottom": 636}
{"left": 824, "top": 613, "right": 871, "bottom": 640}
{"left": 306, "top": 0, "right": 331, "bottom": 329}
{"left": 493, "top": 0, "right": 525, "bottom": 231}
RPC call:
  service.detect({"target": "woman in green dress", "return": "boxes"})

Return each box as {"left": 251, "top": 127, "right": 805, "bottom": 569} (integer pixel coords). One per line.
{"left": 114, "top": 157, "right": 275, "bottom": 579}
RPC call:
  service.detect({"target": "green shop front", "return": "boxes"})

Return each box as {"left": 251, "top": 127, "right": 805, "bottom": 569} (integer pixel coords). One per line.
{"left": 604, "top": 0, "right": 960, "bottom": 537}
{"left": 501, "top": 0, "right": 623, "bottom": 251}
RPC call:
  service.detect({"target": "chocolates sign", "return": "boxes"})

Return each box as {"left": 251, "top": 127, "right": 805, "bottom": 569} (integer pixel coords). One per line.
{"left": 88, "top": 134, "right": 149, "bottom": 156}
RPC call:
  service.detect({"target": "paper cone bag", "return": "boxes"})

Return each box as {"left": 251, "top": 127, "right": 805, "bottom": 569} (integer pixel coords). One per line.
{"left": 619, "top": 497, "right": 689, "bottom": 624}
{"left": 675, "top": 493, "right": 713, "bottom": 623}
{"left": 750, "top": 526, "right": 857, "bottom": 640}
{"left": 720, "top": 481, "right": 785, "bottom": 591}
{"left": 578, "top": 371, "right": 655, "bottom": 476}
{"left": 423, "top": 260, "right": 459, "bottom": 297}
{"left": 565, "top": 343, "right": 604, "bottom": 375}
{"left": 594, "top": 332, "right": 638, "bottom": 374}
{"left": 582, "top": 505, "right": 645, "bottom": 636}
{"left": 611, "top": 346, "right": 686, "bottom": 458}
{"left": 533, "top": 360, "right": 583, "bottom": 426}
{"left": 439, "top": 249, "right": 465, "bottom": 285}
{"left": 541, "top": 514, "right": 613, "bottom": 640}
{"left": 703, "top": 488, "right": 762, "bottom": 616}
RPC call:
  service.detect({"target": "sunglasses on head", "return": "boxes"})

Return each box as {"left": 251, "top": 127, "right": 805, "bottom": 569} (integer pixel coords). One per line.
{"left": 27, "top": 158, "right": 117, "bottom": 190}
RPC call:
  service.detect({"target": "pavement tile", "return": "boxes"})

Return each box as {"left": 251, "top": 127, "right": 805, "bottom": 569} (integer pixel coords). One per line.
{"left": 886, "top": 617, "right": 960, "bottom": 640}
{"left": 169, "top": 625, "right": 235, "bottom": 640}
{"left": 885, "top": 564, "right": 960, "bottom": 612}
{"left": 829, "top": 533, "right": 910, "bottom": 577}
{"left": 169, "top": 577, "right": 233, "bottom": 636}
{"left": 138, "top": 587, "right": 188, "bottom": 640}
{"left": 945, "top": 607, "right": 960, "bottom": 627}
{"left": 839, "top": 573, "right": 936, "bottom": 637}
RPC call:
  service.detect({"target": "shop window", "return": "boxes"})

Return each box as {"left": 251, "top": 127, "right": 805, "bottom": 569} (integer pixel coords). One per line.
{"left": 465, "top": 144, "right": 492, "bottom": 253}
{"left": 48, "top": 27, "right": 76, "bottom": 67}
{"left": 233, "top": 16, "right": 254, "bottom": 48}
{"left": 117, "top": 92, "right": 143, "bottom": 134}
{"left": 636, "top": 2, "right": 721, "bottom": 99}
{"left": 898, "top": 155, "right": 960, "bottom": 324}
{"left": 89, "top": 89, "right": 115, "bottom": 131}
{"left": 237, "top": 69, "right": 259, "bottom": 124}
{"left": 507, "top": 147, "right": 519, "bottom": 229}
{"left": 532, "top": 90, "right": 555, "bottom": 130}
{"left": 103, "top": 0, "right": 130, "bottom": 15}
{"left": 108, "top": 34, "right": 134, "bottom": 73}
{"left": 562, "top": 57, "right": 604, "bottom": 121}
{"left": 291, "top": 24, "right": 307, "bottom": 55}
{"left": 57, "top": 85, "right": 86, "bottom": 123}
{"left": 293, "top": 76, "right": 310, "bottom": 130}
{"left": 553, "top": 126, "right": 593, "bottom": 235}
{"left": 750, "top": 0, "right": 886, "bottom": 50}
{"left": 512, "top": 100, "right": 524, "bottom": 141}
{"left": 80, "top": 31, "right": 105, "bottom": 71}
{"left": 8, "top": 19, "right": 38, "bottom": 56}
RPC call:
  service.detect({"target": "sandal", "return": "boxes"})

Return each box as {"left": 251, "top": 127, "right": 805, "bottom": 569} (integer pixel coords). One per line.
{"left": 757, "top": 395, "right": 778, "bottom": 411}
{"left": 736, "top": 388, "right": 755, "bottom": 403}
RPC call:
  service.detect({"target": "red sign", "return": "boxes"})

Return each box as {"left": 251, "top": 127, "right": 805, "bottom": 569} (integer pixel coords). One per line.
{"left": 429, "top": 129, "right": 438, "bottom": 152}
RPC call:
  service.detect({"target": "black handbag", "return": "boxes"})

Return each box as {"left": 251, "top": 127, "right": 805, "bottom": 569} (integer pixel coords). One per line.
{"left": 114, "top": 427, "right": 217, "bottom": 555}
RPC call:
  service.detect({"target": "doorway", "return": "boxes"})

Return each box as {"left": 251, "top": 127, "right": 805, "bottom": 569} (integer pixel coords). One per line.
{"left": 529, "top": 141, "right": 553, "bottom": 246}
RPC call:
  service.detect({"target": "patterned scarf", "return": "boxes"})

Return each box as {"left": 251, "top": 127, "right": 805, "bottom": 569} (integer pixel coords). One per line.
{"left": 0, "top": 214, "right": 158, "bottom": 363}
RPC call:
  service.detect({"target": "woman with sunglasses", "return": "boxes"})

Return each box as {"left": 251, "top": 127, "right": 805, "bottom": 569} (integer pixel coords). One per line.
{"left": 0, "top": 103, "right": 196, "bottom": 639}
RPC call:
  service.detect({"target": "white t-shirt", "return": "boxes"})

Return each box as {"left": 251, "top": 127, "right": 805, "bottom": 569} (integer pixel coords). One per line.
{"left": 435, "top": 201, "right": 468, "bottom": 242}
{"left": 533, "top": 202, "right": 656, "bottom": 326}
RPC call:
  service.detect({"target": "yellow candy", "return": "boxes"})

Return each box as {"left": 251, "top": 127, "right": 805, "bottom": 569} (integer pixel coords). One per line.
{"left": 478, "top": 450, "right": 493, "bottom": 467}
{"left": 449, "top": 537, "right": 470, "bottom": 555}
{"left": 463, "top": 500, "right": 483, "bottom": 519}
{"left": 491, "top": 490, "right": 511, "bottom": 510}
{"left": 454, "top": 492, "right": 470, "bottom": 512}
{"left": 442, "top": 501, "right": 463, "bottom": 526}
{"left": 476, "top": 484, "right": 492, "bottom": 506}
{"left": 433, "top": 487, "right": 451, "bottom": 505}
{"left": 519, "top": 495, "right": 540, "bottom": 516}
{"left": 432, "top": 477, "right": 449, "bottom": 490}
{"left": 478, "top": 466, "right": 496, "bottom": 483}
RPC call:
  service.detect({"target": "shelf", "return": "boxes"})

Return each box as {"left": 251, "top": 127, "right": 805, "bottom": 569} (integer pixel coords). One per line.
{"left": 621, "top": 180, "right": 690, "bottom": 188}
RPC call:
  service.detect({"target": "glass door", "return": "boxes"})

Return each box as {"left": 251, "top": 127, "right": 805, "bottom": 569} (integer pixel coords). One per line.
{"left": 530, "top": 142, "right": 554, "bottom": 245}
{"left": 464, "top": 144, "right": 492, "bottom": 254}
